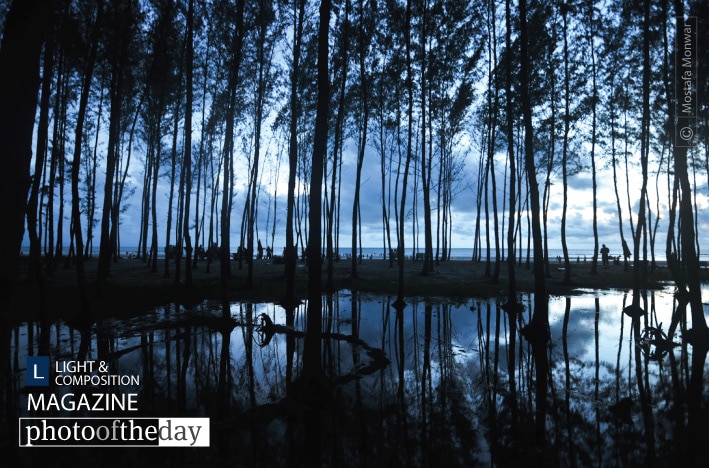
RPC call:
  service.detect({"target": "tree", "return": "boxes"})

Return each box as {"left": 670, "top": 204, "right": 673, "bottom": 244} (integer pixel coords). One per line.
{"left": 0, "top": 0, "right": 50, "bottom": 308}
{"left": 350, "top": 0, "right": 372, "bottom": 279}
{"left": 192, "top": 9, "right": 215, "bottom": 271}
{"left": 302, "top": 4, "right": 330, "bottom": 463}
{"left": 503, "top": 0, "right": 517, "bottom": 300}
{"left": 179, "top": 0, "right": 195, "bottom": 286}
{"left": 83, "top": 81, "right": 105, "bottom": 259}
{"left": 426, "top": 0, "right": 479, "bottom": 264}
{"left": 285, "top": 0, "right": 307, "bottom": 303}
{"left": 559, "top": 0, "right": 572, "bottom": 284}
{"left": 370, "top": 3, "right": 406, "bottom": 270}
{"left": 137, "top": 0, "right": 179, "bottom": 274}
{"left": 586, "top": 0, "right": 600, "bottom": 275}
{"left": 418, "top": 0, "right": 435, "bottom": 276}
{"left": 307, "top": 0, "right": 330, "bottom": 320}
{"left": 394, "top": 0, "right": 416, "bottom": 308}
{"left": 599, "top": 4, "right": 632, "bottom": 272}
{"left": 245, "top": 0, "right": 279, "bottom": 289}
{"left": 96, "top": 0, "right": 137, "bottom": 294}
{"left": 219, "top": 0, "right": 246, "bottom": 291}
{"left": 325, "top": 0, "right": 350, "bottom": 289}
{"left": 666, "top": 0, "right": 707, "bottom": 341}
{"left": 26, "top": 6, "right": 56, "bottom": 312}
{"left": 70, "top": 0, "right": 104, "bottom": 317}
{"left": 633, "top": 0, "right": 651, "bottom": 288}
{"left": 519, "top": 0, "right": 550, "bottom": 451}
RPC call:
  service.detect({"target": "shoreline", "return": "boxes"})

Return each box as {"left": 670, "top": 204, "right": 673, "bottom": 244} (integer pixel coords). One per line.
{"left": 12, "top": 255, "right": 699, "bottom": 324}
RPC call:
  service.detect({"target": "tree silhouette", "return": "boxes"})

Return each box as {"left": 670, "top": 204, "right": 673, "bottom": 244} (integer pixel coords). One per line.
{"left": 0, "top": 0, "right": 50, "bottom": 309}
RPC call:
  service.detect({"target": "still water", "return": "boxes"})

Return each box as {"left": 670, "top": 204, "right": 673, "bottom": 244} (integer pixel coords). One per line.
{"left": 4, "top": 286, "right": 709, "bottom": 467}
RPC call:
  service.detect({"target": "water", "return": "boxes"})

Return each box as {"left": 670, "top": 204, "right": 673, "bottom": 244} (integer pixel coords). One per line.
{"left": 4, "top": 287, "right": 709, "bottom": 466}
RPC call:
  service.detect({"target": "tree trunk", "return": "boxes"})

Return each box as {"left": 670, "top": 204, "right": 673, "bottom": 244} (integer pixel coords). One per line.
{"left": 85, "top": 87, "right": 104, "bottom": 258}
{"left": 152, "top": 130, "right": 163, "bottom": 273}
{"left": 504, "top": 0, "right": 516, "bottom": 302}
{"left": 182, "top": 0, "right": 195, "bottom": 287}
{"left": 246, "top": 0, "right": 272, "bottom": 289}
{"left": 302, "top": 12, "right": 331, "bottom": 457}
{"left": 220, "top": 0, "right": 246, "bottom": 292}
{"left": 26, "top": 21, "right": 54, "bottom": 315}
{"left": 47, "top": 60, "right": 68, "bottom": 269}
{"left": 633, "top": 0, "right": 652, "bottom": 289}
{"left": 0, "top": 0, "right": 50, "bottom": 308}
{"left": 419, "top": 0, "right": 434, "bottom": 276}
{"left": 669, "top": 2, "right": 707, "bottom": 336}
{"left": 113, "top": 89, "right": 142, "bottom": 263}
{"left": 165, "top": 102, "right": 180, "bottom": 277}
{"left": 139, "top": 145, "right": 151, "bottom": 262}
{"left": 70, "top": 1, "right": 103, "bottom": 317}
{"left": 97, "top": 0, "right": 131, "bottom": 294}
{"left": 395, "top": 0, "right": 414, "bottom": 308}
{"left": 351, "top": 0, "right": 369, "bottom": 279}
{"left": 519, "top": 0, "right": 549, "bottom": 451}
{"left": 588, "top": 0, "right": 599, "bottom": 275}
{"left": 285, "top": 0, "right": 306, "bottom": 303}
{"left": 56, "top": 130, "right": 65, "bottom": 263}
{"left": 325, "top": 0, "right": 349, "bottom": 289}
{"left": 560, "top": 1, "right": 572, "bottom": 284}
{"left": 194, "top": 27, "right": 212, "bottom": 270}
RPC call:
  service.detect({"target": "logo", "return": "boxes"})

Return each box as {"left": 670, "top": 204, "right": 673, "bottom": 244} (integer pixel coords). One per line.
{"left": 26, "top": 356, "right": 50, "bottom": 387}
{"left": 19, "top": 418, "right": 210, "bottom": 447}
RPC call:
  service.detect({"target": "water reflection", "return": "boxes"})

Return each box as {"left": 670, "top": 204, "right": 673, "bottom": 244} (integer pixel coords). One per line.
{"left": 1, "top": 286, "right": 708, "bottom": 466}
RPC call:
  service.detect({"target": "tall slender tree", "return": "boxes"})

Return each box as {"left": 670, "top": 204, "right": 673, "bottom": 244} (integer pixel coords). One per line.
{"left": 559, "top": 0, "right": 572, "bottom": 284}
{"left": 504, "top": 0, "right": 517, "bottom": 304}
{"left": 666, "top": 0, "right": 707, "bottom": 339}
{"left": 587, "top": 0, "right": 600, "bottom": 274}
{"left": 285, "top": 0, "right": 307, "bottom": 303}
{"left": 97, "top": 0, "right": 135, "bottom": 294}
{"left": 325, "top": 0, "right": 350, "bottom": 288}
{"left": 245, "top": 0, "right": 278, "bottom": 288}
{"left": 394, "top": 0, "right": 415, "bottom": 308}
{"left": 419, "top": 0, "right": 434, "bottom": 275}
{"left": 350, "top": 0, "right": 371, "bottom": 278}
{"left": 633, "top": 0, "right": 651, "bottom": 288}
{"left": 26, "top": 10, "right": 56, "bottom": 309}
{"left": 519, "top": 0, "right": 549, "bottom": 450}
{"left": 180, "top": 0, "right": 195, "bottom": 286}
{"left": 302, "top": 7, "right": 330, "bottom": 465}
{"left": 0, "top": 0, "right": 50, "bottom": 308}
{"left": 70, "top": 0, "right": 103, "bottom": 317}
{"left": 219, "top": 0, "right": 246, "bottom": 291}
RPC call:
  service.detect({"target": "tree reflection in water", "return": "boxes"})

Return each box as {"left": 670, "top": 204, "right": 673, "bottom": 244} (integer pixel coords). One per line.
{"left": 2, "top": 286, "right": 708, "bottom": 467}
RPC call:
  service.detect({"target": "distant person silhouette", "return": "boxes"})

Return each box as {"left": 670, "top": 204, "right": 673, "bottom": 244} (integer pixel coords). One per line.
{"left": 601, "top": 244, "right": 610, "bottom": 268}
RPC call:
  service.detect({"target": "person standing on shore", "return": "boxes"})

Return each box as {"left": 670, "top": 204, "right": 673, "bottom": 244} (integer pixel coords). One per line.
{"left": 601, "top": 244, "right": 610, "bottom": 268}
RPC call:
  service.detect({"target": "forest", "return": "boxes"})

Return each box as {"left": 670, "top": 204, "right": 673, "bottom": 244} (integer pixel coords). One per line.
{"left": 0, "top": 0, "right": 707, "bottom": 309}
{"left": 1, "top": 1, "right": 709, "bottom": 465}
